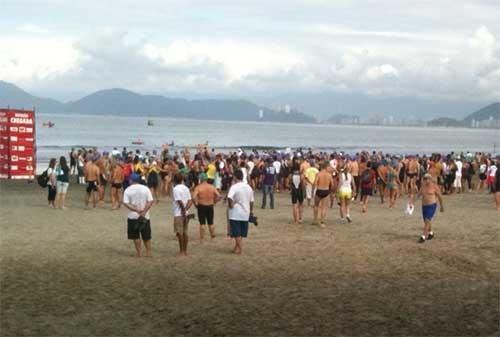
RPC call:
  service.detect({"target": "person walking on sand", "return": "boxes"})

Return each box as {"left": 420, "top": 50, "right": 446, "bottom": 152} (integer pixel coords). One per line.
{"left": 337, "top": 164, "right": 356, "bottom": 223}
{"left": 122, "top": 173, "right": 154, "bottom": 257}
{"left": 494, "top": 158, "right": 500, "bottom": 211}
{"left": 84, "top": 157, "right": 100, "bottom": 209}
{"left": 313, "top": 162, "right": 334, "bottom": 228}
{"left": 55, "top": 156, "right": 70, "bottom": 209}
{"left": 360, "top": 161, "right": 376, "bottom": 213}
{"left": 193, "top": 172, "right": 220, "bottom": 242}
{"left": 172, "top": 173, "right": 193, "bottom": 256}
{"left": 417, "top": 173, "right": 444, "bottom": 243}
{"left": 227, "top": 170, "right": 254, "bottom": 254}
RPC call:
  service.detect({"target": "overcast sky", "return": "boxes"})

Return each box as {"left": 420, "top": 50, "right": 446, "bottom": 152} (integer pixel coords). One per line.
{"left": 1, "top": 0, "right": 500, "bottom": 103}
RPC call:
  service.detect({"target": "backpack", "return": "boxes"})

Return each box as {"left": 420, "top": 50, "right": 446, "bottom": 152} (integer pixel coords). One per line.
{"left": 361, "top": 169, "right": 371, "bottom": 183}
{"left": 37, "top": 169, "right": 49, "bottom": 188}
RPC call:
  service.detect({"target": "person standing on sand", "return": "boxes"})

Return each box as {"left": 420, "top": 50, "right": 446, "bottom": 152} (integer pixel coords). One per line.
{"left": 193, "top": 172, "right": 220, "bottom": 242}
{"left": 46, "top": 158, "right": 57, "bottom": 208}
{"left": 122, "top": 173, "right": 154, "bottom": 257}
{"left": 417, "top": 174, "right": 444, "bottom": 243}
{"left": 172, "top": 173, "right": 193, "bottom": 256}
{"left": 290, "top": 160, "right": 304, "bottom": 224}
{"left": 304, "top": 161, "right": 318, "bottom": 208}
{"left": 110, "top": 160, "right": 124, "bottom": 210}
{"left": 55, "top": 156, "right": 70, "bottom": 209}
{"left": 227, "top": 170, "right": 254, "bottom": 254}
{"left": 494, "top": 158, "right": 500, "bottom": 211}
{"left": 313, "top": 162, "right": 334, "bottom": 228}
{"left": 261, "top": 158, "right": 276, "bottom": 209}
{"left": 84, "top": 157, "right": 100, "bottom": 209}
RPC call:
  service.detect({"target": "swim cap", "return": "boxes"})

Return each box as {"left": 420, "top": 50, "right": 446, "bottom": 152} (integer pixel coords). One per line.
{"left": 129, "top": 173, "right": 141, "bottom": 182}
{"left": 199, "top": 172, "right": 208, "bottom": 181}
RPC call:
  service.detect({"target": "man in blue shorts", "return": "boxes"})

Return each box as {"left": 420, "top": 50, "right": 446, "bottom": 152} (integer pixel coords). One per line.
{"left": 227, "top": 170, "right": 254, "bottom": 254}
{"left": 418, "top": 174, "right": 444, "bottom": 243}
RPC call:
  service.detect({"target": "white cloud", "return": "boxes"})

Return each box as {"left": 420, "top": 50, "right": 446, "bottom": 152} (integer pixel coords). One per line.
{"left": 1, "top": 1, "right": 500, "bottom": 103}
{"left": 365, "top": 64, "right": 399, "bottom": 81}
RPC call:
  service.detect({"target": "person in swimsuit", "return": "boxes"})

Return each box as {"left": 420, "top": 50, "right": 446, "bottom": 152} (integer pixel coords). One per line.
{"left": 387, "top": 161, "right": 399, "bottom": 208}
{"left": 110, "top": 160, "right": 125, "bottom": 210}
{"left": 494, "top": 158, "right": 500, "bottom": 211}
{"left": 377, "top": 160, "right": 388, "bottom": 204}
{"left": 84, "top": 156, "right": 100, "bottom": 209}
{"left": 313, "top": 162, "right": 334, "bottom": 227}
{"left": 337, "top": 164, "right": 356, "bottom": 223}
{"left": 417, "top": 173, "right": 444, "bottom": 243}
{"left": 407, "top": 155, "right": 420, "bottom": 195}
{"left": 192, "top": 172, "right": 220, "bottom": 241}
{"left": 147, "top": 161, "right": 161, "bottom": 203}
{"left": 290, "top": 160, "right": 304, "bottom": 224}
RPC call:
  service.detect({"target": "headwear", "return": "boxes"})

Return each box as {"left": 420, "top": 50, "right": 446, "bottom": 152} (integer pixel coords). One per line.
{"left": 199, "top": 172, "right": 208, "bottom": 182}
{"left": 423, "top": 173, "right": 433, "bottom": 180}
{"left": 129, "top": 173, "right": 141, "bottom": 182}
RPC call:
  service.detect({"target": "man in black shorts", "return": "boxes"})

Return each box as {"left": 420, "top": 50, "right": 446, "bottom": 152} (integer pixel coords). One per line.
{"left": 192, "top": 173, "right": 220, "bottom": 242}
{"left": 123, "top": 173, "right": 154, "bottom": 257}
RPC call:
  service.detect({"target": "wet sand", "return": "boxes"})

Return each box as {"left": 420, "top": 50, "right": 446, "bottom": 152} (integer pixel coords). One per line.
{"left": 1, "top": 180, "right": 499, "bottom": 336}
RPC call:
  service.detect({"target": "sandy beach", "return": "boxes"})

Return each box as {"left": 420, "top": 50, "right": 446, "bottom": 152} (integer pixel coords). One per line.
{"left": 1, "top": 180, "right": 499, "bottom": 336}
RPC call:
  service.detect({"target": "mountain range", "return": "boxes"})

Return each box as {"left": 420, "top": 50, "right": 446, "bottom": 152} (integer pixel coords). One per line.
{"left": 428, "top": 103, "right": 499, "bottom": 128}
{"left": 1, "top": 80, "right": 498, "bottom": 127}
{"left": 0, "top": 81, "right": 315, "bottom": 123}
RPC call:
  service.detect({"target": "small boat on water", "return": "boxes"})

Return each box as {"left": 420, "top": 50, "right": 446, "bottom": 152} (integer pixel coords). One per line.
{"left": 131, "top": 139, "right": 145, "bottom": 145}
{"left": 147, "top": 120, "right": 154, "bottom": 126}
{"left": 42, "top": 121, "right": 55, "bottom": 128}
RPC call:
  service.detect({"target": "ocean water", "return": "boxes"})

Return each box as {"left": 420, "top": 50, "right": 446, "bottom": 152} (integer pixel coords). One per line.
{"left": 36, "top": 113, "right": 499, "bottom": 163}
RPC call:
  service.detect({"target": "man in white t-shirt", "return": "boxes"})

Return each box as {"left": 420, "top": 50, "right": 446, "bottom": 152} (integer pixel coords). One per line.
{"left": 272, "top": 157, "right": 282, "bottom": 192}
{"left": 454, "top": 156, "right": 463, "bottom": 193}
{"left": 122, "top": 173, "right": 154, "bottom": 258}
{"left": 227, "top": 170, "right": 254, "bottom": 254}
{"left": 172, "top": 173, "right": 193, "bottom": 256}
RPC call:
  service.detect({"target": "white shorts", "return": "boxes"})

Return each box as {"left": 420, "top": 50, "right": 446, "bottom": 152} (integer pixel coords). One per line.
{"left": 56, "top": 181, "right": 69, "bottom": 194}
{"left": 453, "top": 176, "right": 462, "bottom": 188}
{"left": 306, "top": 183, "right": 315, "bottom": 199}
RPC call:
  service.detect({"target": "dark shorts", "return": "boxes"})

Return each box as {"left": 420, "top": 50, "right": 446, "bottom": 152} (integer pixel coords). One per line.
{"left": 291, "top": 188, "right": 304, "bottom": 204}
{"left": 479, "top": 173, "right": 487, "bottom": 181}
{"left": 127, "top": 218, "right": 152, "bottom": 241}
{"left": 197, "top": 204, "right": 214, "bottom": 225}
{"left": 99, "top": 175, "right": 107, "bottom": 186}
{"left": 361, "top": 187, "right": 373, "bottom": 197}
{"left": 230, "top": 220, "right": 249, "bottom": 238}
{"left": 316, "top": 189, "right": 330, "bottom": 199}
{"left": 111, "top": 183, "right": 123, "bottom": 189}
{"left": 147, "top": 181, "right": 159, "bottom": 188}
{"left": 207, "top": 178, "right": 214, "bottom": 185}
{"left": 86, "top": 181, "right": 98, "bottom": 194}
{"left": 407, "top": 172, "right": 418, "bottom": 179}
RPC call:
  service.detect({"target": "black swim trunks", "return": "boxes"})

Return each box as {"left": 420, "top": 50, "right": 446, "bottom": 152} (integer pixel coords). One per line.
{"left": 291, "top": 187, "right": 304, "bottom": 204}
{"left": 197, "top": 204, "right": 214, "bottom": 225}
{"left": 111, "top": 182, "right": 123, "bottom": 189}
{"left": 86, "top": 181, "right": 98, "bottom": 194}
{"left": 316, "top": 189, "right": 330, "bottom": 199}
{"left": 127, "top": 217, "right": 151, "bottom": 240}
{"left": 99, "top": 175, "right": 107, "bottom": 186}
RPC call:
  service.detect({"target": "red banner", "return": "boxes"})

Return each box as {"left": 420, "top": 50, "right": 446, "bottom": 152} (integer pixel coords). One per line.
{"left": 0, "top": 108, "right": 36, "bottom": 179}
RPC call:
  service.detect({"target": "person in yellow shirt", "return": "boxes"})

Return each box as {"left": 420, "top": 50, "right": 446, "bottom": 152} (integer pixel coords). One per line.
{"left": 206, "top": 160, "right": 216, "bottom": 185}
{"left": 304, "top": 161, "right": 319, "bottom": 207}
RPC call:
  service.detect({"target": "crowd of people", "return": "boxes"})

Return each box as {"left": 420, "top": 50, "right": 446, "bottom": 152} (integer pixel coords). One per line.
{"left": 43, "top": 146, "right": 500, "bottom": 256}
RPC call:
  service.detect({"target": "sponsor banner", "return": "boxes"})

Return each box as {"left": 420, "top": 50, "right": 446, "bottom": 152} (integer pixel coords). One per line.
{"left": 8, "top": 155, "right": 34, "bottom": 163}
{"left": 9, "top": 126, "right": 34, "bottom": 134}
{"left": 9, "top": 164, "right": 35, "bottom": 172}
